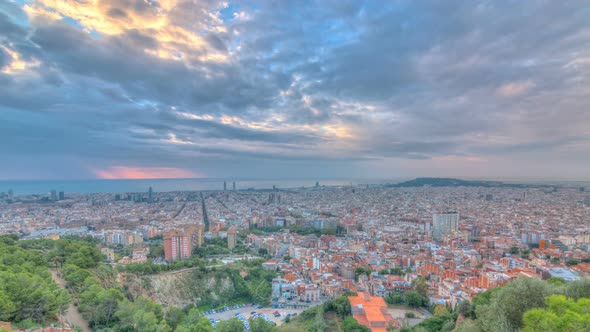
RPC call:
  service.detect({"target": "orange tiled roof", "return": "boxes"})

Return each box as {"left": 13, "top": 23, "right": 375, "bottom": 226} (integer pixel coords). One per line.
{"left": 353, "top": 313, "right": 369, "bottom": 326}
{"left": 349, "top": 292, "right": 396, "bottom": 331}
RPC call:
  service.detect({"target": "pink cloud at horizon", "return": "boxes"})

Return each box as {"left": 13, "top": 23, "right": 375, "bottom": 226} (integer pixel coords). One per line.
{"left": 95, "top": 166, "right": 202, "bottom": 179}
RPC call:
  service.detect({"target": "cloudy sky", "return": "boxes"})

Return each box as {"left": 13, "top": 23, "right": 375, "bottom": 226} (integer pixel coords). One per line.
{"left": 1, "top": 1, "right": 589, "bottom": 180}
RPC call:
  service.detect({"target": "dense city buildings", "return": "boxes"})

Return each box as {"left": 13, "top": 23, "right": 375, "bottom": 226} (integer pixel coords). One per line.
{"left": 432, "top": 212, "right": 460, "bottom": 241}
{"left": 1, "top": 180, "right": 590, "bottom": 318}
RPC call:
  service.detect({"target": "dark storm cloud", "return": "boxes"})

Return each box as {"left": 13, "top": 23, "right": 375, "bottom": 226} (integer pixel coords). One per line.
{"left": 0, "top": 0, "right": 589, "bottom": 179}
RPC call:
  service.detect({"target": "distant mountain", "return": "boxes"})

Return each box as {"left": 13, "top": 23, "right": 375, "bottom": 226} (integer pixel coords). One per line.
{"left": 391, "top": 177, "right": 549, "bottom": 188}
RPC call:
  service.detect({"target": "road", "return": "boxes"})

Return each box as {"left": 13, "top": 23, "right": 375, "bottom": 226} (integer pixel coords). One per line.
{"left": 50, "top": 269, "right": 92, "bottom": 332}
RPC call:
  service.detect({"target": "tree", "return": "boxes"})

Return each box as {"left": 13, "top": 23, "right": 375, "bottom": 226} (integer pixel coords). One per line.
{"left": 412, "top": 313, "right": 458, "bottom": 332}
{"left": 522, "top": 295, "right": 590, "bottom": 332}
{"left": 434, "top": 304, "right": 450, "bottom": 316}
{"left": 133, "top": 311, "right": 159, "bottom": 331}
{"left": 405, "top": 291, "right": 425, "bottom": 308}
{"left": 440, "top": 319, "right": 457, "bottom": 332}
{"left": 215, "top": 318, "right": 244, "bottom": 332}
{"left": 565, "top": 278, "right": 590, "bottom": 300}
{"left": 155, "top": 321, "right": 171, "bottom": 332}
{"left": 115, "top": 297, "right": 165, "bottom": 331}
{"left": 565, "top": 259, "right": 580, "bottom": 266}
{"left": 249, "top": 317, "right": 278, "bottom": 332}
{"left": 546, "top": 277, "right": 566, "bottom": 287}
{"left": 475, "top": 277, "right": 551, "bottom": 332}
{"left": 180, "top": 308, "right": 206, "bottom": 327}
{"left": 176, "top": 313, "right": 213, "bottom": 332}
{"left": 0, "top": 271, "right": 71, "bottom": 323}
{"left": 475, "top": 301, "right": 511, "bottom": 332}
{"left": 79, "top": 286, "right": 124, "bottom": 328}
{"left": 412, "top": 277, "right": 429, "bottom": 298}
{"left": 354, "top": 267, "right": 372, "bottom": 281}
{"left": 386, "top": 293, "right": 403, "bottom": 305}
{"left": 0, "top": 290, "right": 16, "bottom": 321}
{"left": 165, "top": 307, "right": 185, "bottom": 330}
{"left": 522, "top": 308, "right": 559, "bottom": 332}
{"left": 456, "top": 301, "right": 475, "bottom": 319}
{"left": 191, "top": 317, "right": 214, "bottom": 332}
{"left": 454, "top": 319, "right": 481, "bottom": 332}
{"left": 324, "top": 295, "right": 352, "bottom": 318}
{"left": 151, "top": 245, "right": 165, "bottom": 258}
{"left": 471, "top": 287, "right": 501, "bottom": 307}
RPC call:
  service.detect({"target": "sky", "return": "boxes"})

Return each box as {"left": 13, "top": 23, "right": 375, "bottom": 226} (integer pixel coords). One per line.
{"left": 1, "top": 0, "right": 589, "bottom": 181}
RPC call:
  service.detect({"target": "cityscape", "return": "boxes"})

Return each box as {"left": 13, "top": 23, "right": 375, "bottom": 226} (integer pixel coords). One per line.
{"left": 2, "top": 0, "right": 590, "bottom": 331}
{"left": 1, "top": 178, "right": 590, "bottom": 331}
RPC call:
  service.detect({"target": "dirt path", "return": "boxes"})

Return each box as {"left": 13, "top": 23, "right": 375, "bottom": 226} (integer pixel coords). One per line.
{"left": 50, "top": 269, "right": 92, "bottom": 332}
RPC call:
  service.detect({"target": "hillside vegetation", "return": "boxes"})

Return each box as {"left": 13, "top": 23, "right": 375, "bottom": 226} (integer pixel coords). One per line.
{"left": 279, "top": 294, "right": 369, "bottom": 332}
{"left": 0, "top": 235, "right": 276, "bottom": 331}
{"left": 0, "top": 235, "right": 70, "bottom": 325}
{"left": 120, "top": 259, "right": 277, "bottom": 309}
{"left": 406, "top": 277, "right": 590, "bottom": 332}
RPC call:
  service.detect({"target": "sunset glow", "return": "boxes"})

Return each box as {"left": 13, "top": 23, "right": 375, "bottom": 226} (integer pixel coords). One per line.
{"left": 95, "top": 167, "right": 201, "bottom": 180}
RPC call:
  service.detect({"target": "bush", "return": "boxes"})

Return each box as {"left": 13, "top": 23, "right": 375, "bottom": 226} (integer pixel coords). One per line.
{"left": 405, "top": 312, "right": 416, "bottom": 318}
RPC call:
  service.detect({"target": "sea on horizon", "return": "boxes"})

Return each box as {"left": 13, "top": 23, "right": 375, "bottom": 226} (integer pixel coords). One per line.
{"left": 0, "top": 178, "right": 400, "bottom": 195}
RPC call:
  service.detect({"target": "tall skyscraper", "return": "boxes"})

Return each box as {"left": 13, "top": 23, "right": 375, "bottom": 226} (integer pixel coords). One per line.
{"left": 50, "top": 189, "right": 57, "bottom": 201}
{"left": 59, "top": 191, "right": 65, "bottom": 200}
{"left": 148, "top": 186, "right": 153, "bottom": 202}
{"left": 7, "top": 189, "right": 13, "bottom": 200}
{"left": 224, "top": 181, "right": 227, "bottom": 191}
{"left": 232, "top": 181, "right": 236, "bottom": 191}
{"left": 432, "top": 211, "right": 460, "bottom": 241}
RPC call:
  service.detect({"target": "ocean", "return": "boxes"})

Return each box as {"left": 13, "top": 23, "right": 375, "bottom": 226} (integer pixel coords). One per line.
{"left": 0, "top": 178, "right": 400, "bottom": 195}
